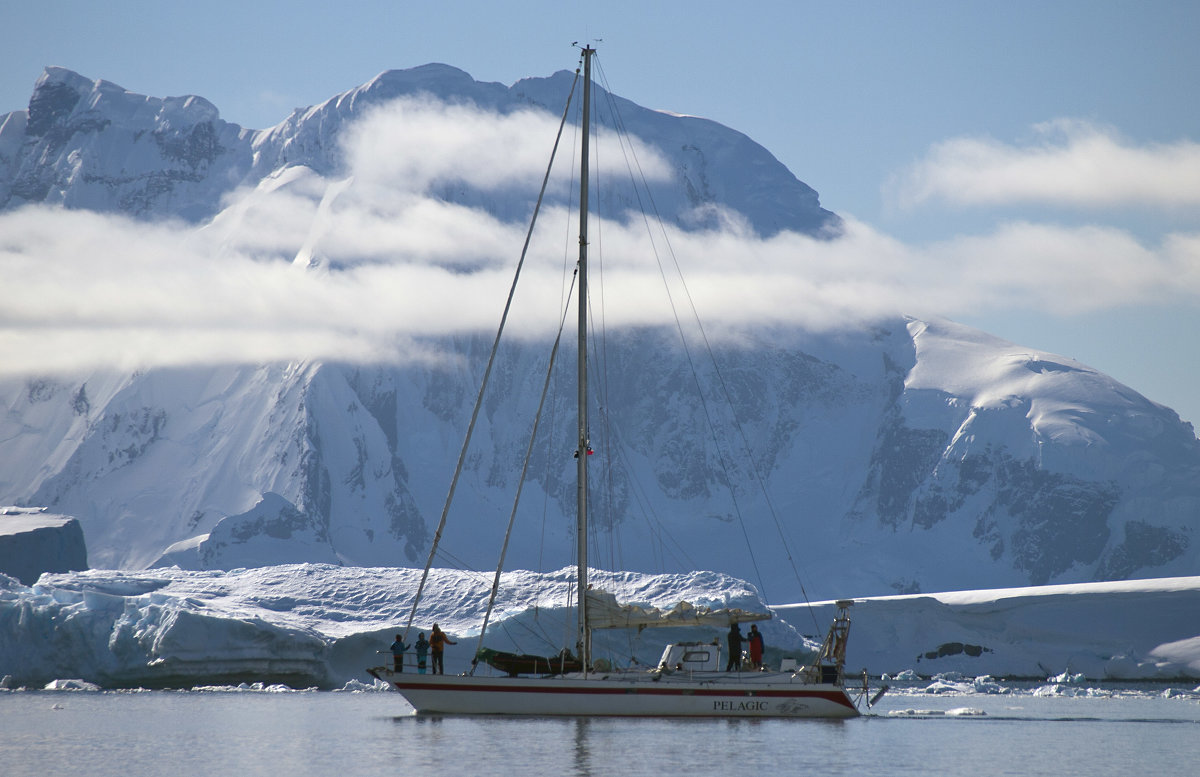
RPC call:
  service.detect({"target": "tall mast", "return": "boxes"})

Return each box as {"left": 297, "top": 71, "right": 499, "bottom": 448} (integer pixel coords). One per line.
{"left": 575, "top": 45, "right": 594, "bottom": 669}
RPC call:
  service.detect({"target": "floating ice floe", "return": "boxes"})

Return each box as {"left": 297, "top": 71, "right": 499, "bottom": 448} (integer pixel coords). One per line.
{"left": 883, "top": 669, "right": 920, "bottom": 681}
{"left": 972, "top": 675, "right": 1009, "bottom": 694}
{"left": 189, "top": 682, "right": 314, "bottom": 693}
{"left": 1033, "top": 684, "right": 1113, "bottom": 698}
{"left": 43, "top": 679, "right": 101, "bottom": 691}
{"left": 923, "top": 677, "right": 975, "bottom": 694}
{"left": 1160, "top": 687, "right": 1200, "bottom": 699}
{"left": 888, "top": 707, "right": 988, "bottom": 717}
{"left": 336, "top": 678, "right": 392, "bottom": 693}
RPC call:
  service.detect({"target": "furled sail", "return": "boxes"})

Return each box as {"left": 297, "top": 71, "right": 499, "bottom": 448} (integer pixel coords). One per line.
{"left": 585, "top": 589, "right": 772, "bottom": 631}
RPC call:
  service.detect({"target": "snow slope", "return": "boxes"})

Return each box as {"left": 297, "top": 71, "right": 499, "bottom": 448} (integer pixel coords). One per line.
{"left": 1, "top": 319, "right": 1195, "bottom": 599}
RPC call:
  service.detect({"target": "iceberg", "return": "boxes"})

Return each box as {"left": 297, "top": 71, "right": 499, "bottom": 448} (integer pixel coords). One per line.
{"left": 0, "top": 507, "right": 87, "bottom": 585}
{"left": 0, "top": 563, "right": 793, "bottom": 689}
{"left": 2, "top": 564, "right": 1198, "bottom": 691}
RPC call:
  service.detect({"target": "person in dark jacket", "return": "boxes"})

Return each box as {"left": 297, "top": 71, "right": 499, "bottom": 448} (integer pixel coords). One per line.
{"left": 389, "top": 634, "right": 409, "bottom": 672}
{"left": 429, "top": 624, "right": 456, "bottom": 675}
{"left": 725, "top": 623, "right": 744, "bottom": 671}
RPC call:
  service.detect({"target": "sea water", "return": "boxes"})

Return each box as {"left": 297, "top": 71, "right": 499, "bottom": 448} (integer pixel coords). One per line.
{"left": 3, "top": 684, "right": 1198, "bottom": 777}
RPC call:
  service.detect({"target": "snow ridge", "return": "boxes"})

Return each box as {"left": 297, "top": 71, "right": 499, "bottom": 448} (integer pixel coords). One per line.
{"left": 2, "top": 64, "right": 839, "bottom": 237}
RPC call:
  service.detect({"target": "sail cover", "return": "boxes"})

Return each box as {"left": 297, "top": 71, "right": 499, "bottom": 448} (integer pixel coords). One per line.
{"left": 585, "top": 589, "right": 772, "bottom": 630}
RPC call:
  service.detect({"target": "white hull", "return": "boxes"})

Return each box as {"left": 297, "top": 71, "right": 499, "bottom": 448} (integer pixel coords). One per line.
{"left": 370, "top": 669, "right": 860, "bottom": 718}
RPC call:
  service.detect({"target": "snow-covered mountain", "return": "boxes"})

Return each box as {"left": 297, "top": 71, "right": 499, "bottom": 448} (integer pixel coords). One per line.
{"left": 0, "top": 66, "right": 1197, "bottom": 600}
{"left": 0, "top": 64, "right": 837, "bottom": 235}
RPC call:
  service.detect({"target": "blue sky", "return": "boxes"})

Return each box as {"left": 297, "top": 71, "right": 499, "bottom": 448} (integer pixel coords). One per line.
{"left": 3, "top": 0, "right": 1199, "bottom": 426}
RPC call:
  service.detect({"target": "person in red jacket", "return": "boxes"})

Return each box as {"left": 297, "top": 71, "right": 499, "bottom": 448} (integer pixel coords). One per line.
{"left": 747, "top": 624, "right": 765, "bottom": 670}
{"left": 429, "top": 623, "right": 456, "bottom": 675}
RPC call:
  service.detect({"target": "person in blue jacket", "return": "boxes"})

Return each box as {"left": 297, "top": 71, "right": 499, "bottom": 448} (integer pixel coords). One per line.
{"left": 389, "top": 634, "right": 409, "bottom": 672}
{"left": 415, "top": 632, "right": 430, "bottom": 674}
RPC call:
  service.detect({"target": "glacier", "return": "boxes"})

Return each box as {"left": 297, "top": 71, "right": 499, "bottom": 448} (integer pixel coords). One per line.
{"left": 2, "top": 564, "right": 1197, "bottom": 690}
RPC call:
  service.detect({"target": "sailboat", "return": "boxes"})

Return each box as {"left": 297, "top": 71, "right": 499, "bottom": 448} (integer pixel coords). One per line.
{"left": 367, "top": 46, "right": 864, "bottom": 718}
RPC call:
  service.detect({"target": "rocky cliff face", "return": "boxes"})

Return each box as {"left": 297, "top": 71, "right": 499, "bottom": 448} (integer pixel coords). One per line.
{"left": 0, "top": 67, "right": 254, "bottom": 220}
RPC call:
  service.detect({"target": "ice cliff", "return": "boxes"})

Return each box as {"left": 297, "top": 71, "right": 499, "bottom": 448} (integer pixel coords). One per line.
{"left": 0, "top": 507, "right": 87, "bottom": 585}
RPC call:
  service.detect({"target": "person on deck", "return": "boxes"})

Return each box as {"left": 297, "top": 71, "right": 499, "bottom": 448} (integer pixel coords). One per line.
{"left": 415, "top": 632, "right": 430, "bottom": 674}
{"left": 725, "top": 623, "right": 744, "bottom": 671}
{"left": 389, "top": 634, "right": 409, "bottom": 673}
{"left": 429, "top": 624, "right": 456, "bottom": 675}
{"left": 747, "top": 624, "right": 765, "bottom": 670}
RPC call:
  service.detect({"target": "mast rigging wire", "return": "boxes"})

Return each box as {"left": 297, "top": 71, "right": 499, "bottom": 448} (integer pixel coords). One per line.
{"left": 402, "top": 67, "right": 582, "bottom": 639}
{"left": 592, "top": 58, "right": 819, "bottom": 626}
{"left": 471, "top": 269, "right": 579, "bottom": 673}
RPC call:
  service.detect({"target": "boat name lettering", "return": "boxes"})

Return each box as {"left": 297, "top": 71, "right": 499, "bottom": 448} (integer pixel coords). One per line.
{"left": 713, "top": 700, "right": 768, "bottom": 712}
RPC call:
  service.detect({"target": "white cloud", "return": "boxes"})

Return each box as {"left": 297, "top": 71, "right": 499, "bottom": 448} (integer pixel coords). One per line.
{"left": 911, "top": 221, "right": 1199, "bottom": 314}
{"left": 4, "top": 204, "right": 1198, "bottom": 376}
{"left": 888, "top": 119, "right": 1200, "bottom": 210}
{"left": 4, "top": 101, "right": 1200, "bottom": 377}
{"left": 636, "top": 217, "right": 1200, "bottom": 324}
{"left": 342, "top": 96, "right": 671, "bottom": 196}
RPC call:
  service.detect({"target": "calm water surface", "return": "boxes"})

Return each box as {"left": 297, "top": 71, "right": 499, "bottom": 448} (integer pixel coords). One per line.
{"left": 4, "top": 686, "right": 1198, "bottom": 777}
